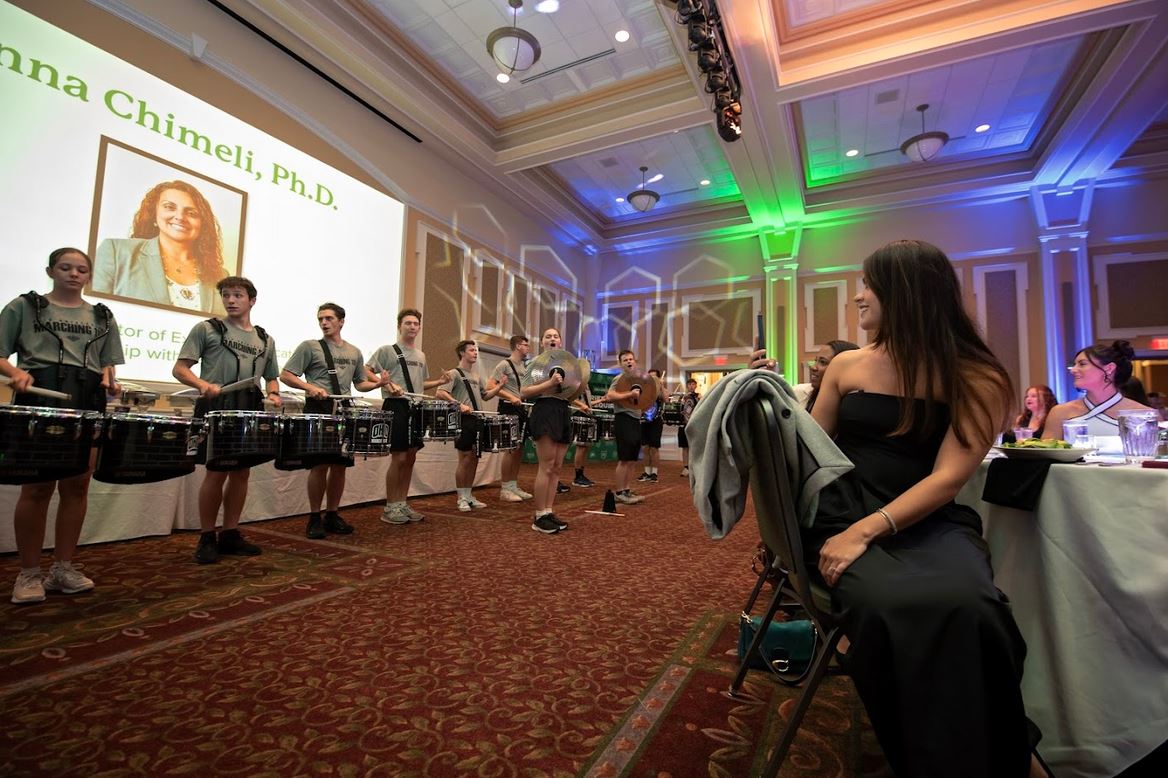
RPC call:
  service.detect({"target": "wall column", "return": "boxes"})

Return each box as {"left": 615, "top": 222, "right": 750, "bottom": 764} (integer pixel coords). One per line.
{"left": 760, "top": 227, "right": 802, "bottom": 382}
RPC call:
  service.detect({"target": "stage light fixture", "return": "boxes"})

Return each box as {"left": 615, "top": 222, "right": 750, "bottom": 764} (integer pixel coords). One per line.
{"left": 697, "top": 49, "right": 721, "bottom": 73}
{"left": 688, "top": 20, "right": 715, "bottom": 50}
{"left": 670, "top": 0, "right": 744, "bottom": 143}
{"left": 675, "top": 0, "right": 705, "bottom": 23}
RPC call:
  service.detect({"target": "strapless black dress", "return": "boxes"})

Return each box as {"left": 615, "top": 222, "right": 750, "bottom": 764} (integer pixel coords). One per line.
{"left": 804, "top": 392, "right": 1034, "bottom": 778}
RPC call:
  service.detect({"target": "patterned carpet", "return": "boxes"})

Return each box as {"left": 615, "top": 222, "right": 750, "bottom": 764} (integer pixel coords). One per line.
{"left": 0, "top": 461, "right": 884, "bottom": 777}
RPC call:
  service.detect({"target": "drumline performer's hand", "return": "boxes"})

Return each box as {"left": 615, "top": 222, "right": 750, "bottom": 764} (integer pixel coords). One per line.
{"left": 7, "top": 368, "right": 34, "bottom": 393}
{"left": 267, "top": 391, "right": 283, "bottom": 408}
{"left": 306, "top": 385, "right": 329, "bottom": 400}
{"left": 202, "top": 382, "right": 222, "bottom": 399}
{"left": 459, "top": 403, "right": 473, "bottom": 414}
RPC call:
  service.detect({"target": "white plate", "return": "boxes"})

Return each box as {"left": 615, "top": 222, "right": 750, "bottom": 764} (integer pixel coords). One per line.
{"left": 993, "top": 445, "right": 1097, "bottom": 462}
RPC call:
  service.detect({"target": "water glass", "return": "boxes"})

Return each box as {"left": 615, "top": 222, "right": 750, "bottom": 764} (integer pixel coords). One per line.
{"left": 1062, "top": 421, "right": 1091, "bottom": 447}
{"left": 1013, "top": 427, "right": 1035, "bottom": 441}
{"left": 1117, "top": 410, "right": 1161, "bottom": 463}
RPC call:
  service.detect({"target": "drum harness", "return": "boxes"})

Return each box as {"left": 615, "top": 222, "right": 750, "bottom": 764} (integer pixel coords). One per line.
{"left": 206, "top": 318, "right": 268, "bottom": 408}
{"left": 318, "top": 338, "right": 350, "bottom": 411}
{"left": 19, "top": 291, "right": 112, "bottom": 405}
{"left": 454, "top": 369, "right": 481, "bottom": 412}
{"left": 391, "top": 344, "right": 416, "bottom": 394}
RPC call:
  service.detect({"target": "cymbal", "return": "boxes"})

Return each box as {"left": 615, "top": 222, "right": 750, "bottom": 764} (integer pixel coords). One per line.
{"left": 566, "top": 358, "right": 592, "bottom": 402}
{"left": 612, "top": 368, "right": 659, "bottom": 412}
{"left": 526, "top": 348, "right": 583, "bottom": 398}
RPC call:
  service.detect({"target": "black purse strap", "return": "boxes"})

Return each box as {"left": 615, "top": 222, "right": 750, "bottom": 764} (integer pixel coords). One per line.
{"left": 319, "top": 339, "right": 343, "bottom": 396}
{"left": 392, "top": 344, "right": 415, "bottom": 394}
{"left": 456, "top": 368, "right": 479, "bottom": 411}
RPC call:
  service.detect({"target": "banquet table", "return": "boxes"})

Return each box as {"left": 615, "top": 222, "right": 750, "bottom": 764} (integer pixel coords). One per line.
{"left": 958, "top": 460, "right": 1168, "bottom": 778}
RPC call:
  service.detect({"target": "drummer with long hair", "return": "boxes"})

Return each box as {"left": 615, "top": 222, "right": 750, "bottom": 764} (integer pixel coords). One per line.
{"left": 521, "top": 327, "right": 573, "bottom": 535}
{"left": 0, "top": 247, "right": 125, "bottom": 604}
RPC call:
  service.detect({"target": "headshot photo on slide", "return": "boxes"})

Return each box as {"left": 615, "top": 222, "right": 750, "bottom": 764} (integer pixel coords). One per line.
{"left": 88, "top": 136, "right": 248, "bottom": 316}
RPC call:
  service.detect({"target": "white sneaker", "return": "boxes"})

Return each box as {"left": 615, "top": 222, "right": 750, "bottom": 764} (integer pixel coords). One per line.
{"left": 380, "top": 504, "right": 410, "bottom": 525}
{"left": 515, "top": 488, "right": 534, "bottom": 500}
{"left": 12, "top": 570, "right": 46, "bottom": 604}
{"left": 615, "top": 490, "right": 645, "bottom": 505}
{"left": 44, "top": 561, "right": 94, "bottom": 594}
{"left": 680, "top": 467, "right": 689, "bottom": 477}
{"left": 404, "top": 504, "right": 425, "bottom": 522}
{"left": 468, "top": 497, "right": 487, "bottom": 509}
{"left": 457, "top": 498, "right": 473, "bottom": 512}
{"left": 500, "top": 488, "right": 524, "bottom": 502}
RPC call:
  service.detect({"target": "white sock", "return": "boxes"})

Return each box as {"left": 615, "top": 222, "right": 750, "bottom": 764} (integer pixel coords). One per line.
{"left": 648, "top": 467, "right": 656, "bottom": 475}
{"left": 20, "top": 566, "right": 41, "bottom": 576}
{"left": 503, "top": 480, "right": 518, "bottom": 491}
{"left": 457, "top": 488, "right": 471, "bottom": 500}
{"left": 535, "top": 509, "right": 551, "bottom": 518}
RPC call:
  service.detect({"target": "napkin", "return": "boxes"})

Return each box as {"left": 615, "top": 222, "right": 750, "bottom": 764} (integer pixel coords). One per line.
{"left": 981, "top": 458, "right": 1053, "bottom": 510}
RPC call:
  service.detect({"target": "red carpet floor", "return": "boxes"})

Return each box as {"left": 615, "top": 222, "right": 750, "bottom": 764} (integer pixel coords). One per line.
{"left": 0, "top": 461, "right": 885, "bottom": 777}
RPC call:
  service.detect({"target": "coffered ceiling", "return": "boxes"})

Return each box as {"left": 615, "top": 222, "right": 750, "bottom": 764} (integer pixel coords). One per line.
{"left": 220, "top": 0, "right": 1168, "bottom": 254}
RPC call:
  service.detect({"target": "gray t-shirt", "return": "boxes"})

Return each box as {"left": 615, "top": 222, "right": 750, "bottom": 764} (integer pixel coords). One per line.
{"left": 369, "top": 342, "right": 427, "bottom": 398}
{"left": 449, "top": 368, "right": 486, "bottom": 409}
{"left": 490, "top": 358, "right": 527, "bottom": 401}
{"left": 282, "top": 339, "right": 366, "bottom": 394}
{"left": 177, "top": 319, "right": 279, "bottom": 386}
{"left": 0, "top": 295, "right": 125, "bottom": 374}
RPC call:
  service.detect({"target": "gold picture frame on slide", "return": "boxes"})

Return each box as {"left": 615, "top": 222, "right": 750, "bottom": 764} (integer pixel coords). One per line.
{"left": 86, "top": 135, "right": 248, "bottom": 316}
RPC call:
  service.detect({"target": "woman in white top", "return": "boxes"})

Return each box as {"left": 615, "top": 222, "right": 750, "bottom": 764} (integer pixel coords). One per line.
{"left": 1043, "top": 340, "right": 1154, "bottom": 439}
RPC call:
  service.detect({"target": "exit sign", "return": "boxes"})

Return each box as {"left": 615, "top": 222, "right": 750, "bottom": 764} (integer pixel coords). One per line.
{"left": 714, "top": 355, "right": 728, "bottom": 366}
{"left": 1151, "top": 337, "right": 1168, "bottom": 351}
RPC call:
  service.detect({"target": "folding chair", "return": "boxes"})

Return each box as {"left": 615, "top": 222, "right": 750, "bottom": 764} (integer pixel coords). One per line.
{"left": 728, "top": 397, "right": 846, "bottom": 777}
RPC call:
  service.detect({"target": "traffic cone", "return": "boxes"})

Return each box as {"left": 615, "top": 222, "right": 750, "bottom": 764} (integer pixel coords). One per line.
{"left": 602, "top": 489, "right": 617, "bottom": 513}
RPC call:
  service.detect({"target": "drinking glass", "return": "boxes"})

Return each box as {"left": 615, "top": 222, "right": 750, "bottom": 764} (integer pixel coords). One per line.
{"left": 1117, "top": 410, "right": 1161, "bottom": 463}
{"left": 1013, "top": 427, "right": 1035, "bottom": 441}
{"left": 1062, "top": 421, "right": 1090, "bottom": 448}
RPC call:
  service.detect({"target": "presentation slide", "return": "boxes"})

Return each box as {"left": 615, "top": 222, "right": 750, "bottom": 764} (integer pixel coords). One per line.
{"left": 0, "top": 2, "right": 404, "bottom": 388}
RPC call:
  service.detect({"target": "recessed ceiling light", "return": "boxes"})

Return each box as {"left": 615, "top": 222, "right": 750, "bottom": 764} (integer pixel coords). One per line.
{"left": 615, "top": 197, "right": 625, "bottom": 203}
{"left": 496, "top": 72, "right": 510, "bottom": 84}
{"left": 534, "top": 0, "right": 559, "bottom": 12}
{"left": 975, "top": 123, "right": 991, "bottom": 133}
{"left": 845, "top": 149, "right": 859, "bottom": 158}
{"left": 647, "top": 173, "right": 663, "bottom": 184}
{"left": 699, "top": 179, "right": 711, "bottom": 186}
{"left": 614, "top": 29, "right": 631, "bottom": 43}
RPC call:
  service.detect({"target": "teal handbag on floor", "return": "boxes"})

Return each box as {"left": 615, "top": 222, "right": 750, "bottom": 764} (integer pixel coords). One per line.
{"left": 737, "top": 612, "right": 817, "bottom": 684}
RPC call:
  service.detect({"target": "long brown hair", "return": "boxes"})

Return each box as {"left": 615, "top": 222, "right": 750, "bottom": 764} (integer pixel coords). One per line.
{"left": 131, "top": 180, "right": 226, "bottom": 283}
{"left": 864, "top": 240, "right": 1013, "bottom": 446}
{"left": 1015, "top": 384, "right": 1057, "bottom": 431}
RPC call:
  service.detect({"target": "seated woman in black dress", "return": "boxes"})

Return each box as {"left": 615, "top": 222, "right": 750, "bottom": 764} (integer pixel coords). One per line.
{"left": 798, "top": 240, "right": 1042, "bottom": 777}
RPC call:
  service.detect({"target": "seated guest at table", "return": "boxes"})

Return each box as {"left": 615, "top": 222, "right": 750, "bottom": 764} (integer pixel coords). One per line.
{"left": 805, "top": 340, "right": 859, "bottom": 412}
{"left": 1147, "top": 391, "right": 1167, "bottom": 421}
{"left": 753, "top": 239, "right": 1046, "bottom": 777}
{"left": 1013, "top": 385, "right": 1057, "bottom": 437}
{"left": 1119, "top": 375, "right": 1150, "bottom": 406}
{"left": 1044, "top": 341, "right": 1154, "bottom": 439}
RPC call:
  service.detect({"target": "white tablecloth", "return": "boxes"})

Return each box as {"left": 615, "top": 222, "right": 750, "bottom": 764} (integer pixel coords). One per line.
{"left": 0, "top": 443, "right": 501, "bottom": 552}
{"left": 959, "top": 461, "right": 1168, "bottom": 778}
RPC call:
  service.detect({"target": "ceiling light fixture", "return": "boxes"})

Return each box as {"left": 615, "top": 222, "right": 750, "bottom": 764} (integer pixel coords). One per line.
{"left": 496, "top": 73, "right": 510, "bottom": 84}
{"left": 975, "top": 123, "right": 991, "bottom": 133}
{"left": 845, "top": 148, "right": 859, "bottom": 158}
{"left": 647, "top": 173, "right": 664, "bottom": 184}
{"left": 899, "top": 103, "right": 948, "bottom": 162}
{"left": 699, "top": 179, "right": 710, "bottom": 186}
{"left": 534, "top": 0, "right": 559, "bottom": 13}
{"left": 614, "top": 29, "right": 631, "bottom": 43}
{"left": 488, "top": 0, "right": 541, "bottom": 77}
{"left": 626, "top": 166, "right": 660, "bottom": 213}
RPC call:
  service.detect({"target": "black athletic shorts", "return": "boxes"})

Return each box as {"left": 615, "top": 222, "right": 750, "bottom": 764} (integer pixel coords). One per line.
{"left": 384, "top": 396, "right": 424, "bottom": 452}
{"left": 615, "top": 413, "right": 642, "bottom": 462}
{"left": 677, "top": 425, "right": 689, "bottom": 449}
{"left": 641, "top": 416, "right": 664, "bottom": 448}
{"left": 497, "top": 400, "right": 528, "bottom": 441}
{"left": 527, "top": 397, "right": 571, "bottom": 444}
{"left": 455, "top": 412, "right": 481, "bottom": 454}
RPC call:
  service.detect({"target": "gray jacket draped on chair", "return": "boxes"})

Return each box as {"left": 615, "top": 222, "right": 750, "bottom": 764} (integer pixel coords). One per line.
{"left": 687, "top": 369, "right": 853, "bottom": 539}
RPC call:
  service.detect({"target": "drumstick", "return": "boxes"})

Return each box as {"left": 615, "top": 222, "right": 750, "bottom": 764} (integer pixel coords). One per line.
{"left": 0, "top": 376, "right": 72, "bottom": 401}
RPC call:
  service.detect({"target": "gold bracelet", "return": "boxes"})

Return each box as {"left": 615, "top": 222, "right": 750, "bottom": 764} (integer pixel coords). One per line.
{"left": 876, "top": 507, "right": 897, "bottom": 535}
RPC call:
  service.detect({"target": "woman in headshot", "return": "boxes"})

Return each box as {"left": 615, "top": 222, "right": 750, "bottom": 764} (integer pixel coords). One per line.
{"left": 755, "top": 240, "right": 1046, "bottom": 776}
{"left": 1013, "top": 384, "right": 1057, "bottom": 437}
{"left": 92, "top": 179, "right": 228, "bottom": 314}
{"left": 804, "top": 339, "right": 859, "bottom": 412}
{"left": 0, "top": 247, "right": 124, "bottom": 605}
{"left": 1044, "top": 340, "right": 1153, "bottom": 439}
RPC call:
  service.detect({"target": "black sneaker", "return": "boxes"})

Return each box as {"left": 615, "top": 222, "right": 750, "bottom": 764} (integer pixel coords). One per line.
{"left": 556, "top": 481, "right": 570, "bottom": 494}
{"left": 323, "top": 512, "right": 354, "bottom": 534}
{"left": 194, "top": 531, "right": 219, "bottom": 565}
{"left": 306, "top": 514, "right": 326, "bottom": 539}
{"left": 531, "top": 515, "right": 560, "bottom": 534}
{"left": 573, "top": 473, "right": 595, "bottom": 488}
{"left": 217, "top": 528, "right": 262, "bottom": 556}
{"left": 648, "top": 473, "right": 658, "bottom": 483}
{"left": 547, "top": 514, "right": 568, "bottom": 531}
{"left": 636, "top": 472, "right": 652, "bottom": 482}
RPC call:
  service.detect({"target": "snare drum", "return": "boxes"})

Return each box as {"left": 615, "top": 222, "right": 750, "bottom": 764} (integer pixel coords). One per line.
{"left": 661, "top": 401, "right": 685, "bottom": 426}
{"left": 571, "top": 414, "right": 598, "bottom": 444}
{"left": 344, "top": 408, "right": 393, "bottom": 457}
{"left": 204, "top": 410, "right": 279, "bottom": 470}
{"left": 412, "top": 399, "right": 460, "bottom": 441}
{"left": 0, "top": 406, "right": 103, "bottom": 484}
{"left": 95, "top": 413, "right": 203, "bottom": 484}
{"left": 591, "top": 402, "right": 616, "bottom": 441}
{"left": 276, "top": 413, "right": 349, "bottom": 470}
{"left": 472, "top": 412, "right": 519, "bottom": 454}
